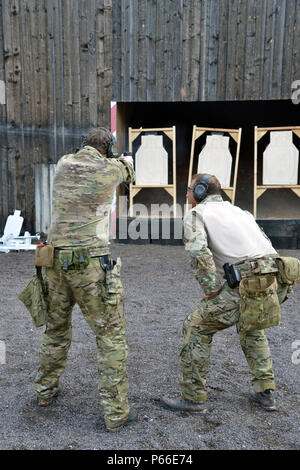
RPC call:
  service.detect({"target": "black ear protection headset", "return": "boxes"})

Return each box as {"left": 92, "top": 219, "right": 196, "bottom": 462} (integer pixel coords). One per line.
{"left": 77, "top": 127, "right": 116, "bottom": 156}
{"left": 192, "top": 174, "right": 214, "bottom": 202}
{"left": 98, "top": 127, "right": 116, "bottom": 158}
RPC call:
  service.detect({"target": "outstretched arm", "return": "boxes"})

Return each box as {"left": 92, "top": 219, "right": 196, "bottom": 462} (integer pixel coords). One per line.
{"left": 110, "top": 156, "right": 136, "bottom": 185}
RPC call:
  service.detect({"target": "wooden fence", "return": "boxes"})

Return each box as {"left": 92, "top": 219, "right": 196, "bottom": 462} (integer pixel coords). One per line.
{"left": 113, "top": 0, "right": 300, "bottom": 102}
{"left": 0, "top": 0, "right": 113, "bottom": 232}
{"left": 0, "top": 0, "right": 300, "bottom": 231}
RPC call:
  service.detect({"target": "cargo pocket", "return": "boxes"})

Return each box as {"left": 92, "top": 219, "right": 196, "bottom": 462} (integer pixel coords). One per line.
{"left": 35, "top": 244, "right": 54, "bottom": 268}
{"left": 183, "top": 310, "right": 203, "bottom": 345}
{"left": 238, "top": 275, "right": 281, "bottom": 334}
{"left": 18, "top": 269, "right": 49, "bottom": 328}
{"left": 103, "top": 258, "right": 124, "bottom": 321}
{"left": 276, "top": 256, "right": 300, "bottom": 285}
{"left": 277, "top": 280, "right": 293, "bottom": 305}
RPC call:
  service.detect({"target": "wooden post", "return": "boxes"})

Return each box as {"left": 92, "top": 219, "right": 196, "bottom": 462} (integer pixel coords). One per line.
{"left": 172, "top": 125, "right": 177, "bottom": 217}
{"left": 129, "top": 127, "right": 134, "bottom": 217}
{"left": 232, "top": 128, "right": 242, "bottom": 205}
{"left": 254, "top": 126, "right": 258, "bottom": 218}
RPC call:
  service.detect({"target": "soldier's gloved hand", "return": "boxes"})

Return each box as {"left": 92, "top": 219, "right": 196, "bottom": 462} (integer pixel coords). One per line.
{"left": 119, "top": 154, "right": 134, "bottom": 166}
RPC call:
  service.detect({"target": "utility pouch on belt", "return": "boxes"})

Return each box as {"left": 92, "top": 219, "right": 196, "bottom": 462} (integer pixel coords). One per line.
{"left": 238, "top": 274, "right": 281, "bottom": 334}
{"left": 18, "top": 267, "right": 48, "bottom": 328}
{"left": 276, "top": 256, "right": 300, "bottom": 285}
{"left": 58, "top": 250, "right": 74, "bottom": 271}
{"left": 73, "top": 247, "right": 90, "bottom": 269}
{"left": 35, "top": 243, "right": 54, "bottom": 268}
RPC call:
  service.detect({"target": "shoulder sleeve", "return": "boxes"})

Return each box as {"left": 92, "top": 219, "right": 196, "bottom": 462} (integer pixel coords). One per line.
{"left": 183, "top": 209, "right": 222, "bottom": 295}
{"left": 56, "top": 154, "right": 70, "bottom": 171}
{"left": 109, "top": 158, "right": 135, "bottom": 185}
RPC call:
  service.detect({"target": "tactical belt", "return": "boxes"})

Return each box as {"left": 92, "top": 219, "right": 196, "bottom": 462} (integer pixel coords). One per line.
{"left": 54, "top": 247, "right": 110, "bottom": 271}
{"left": 235, "top": 255, "right": 278, "bottom": 278}
{"left": 54, "top": 247, "right": 109, "bottom": 258}
{"left": 224, "top": 255, "right": 279, "bottom": 288}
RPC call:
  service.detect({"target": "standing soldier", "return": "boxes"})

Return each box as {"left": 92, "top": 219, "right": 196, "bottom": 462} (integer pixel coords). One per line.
{"left": 34, "top": 127, "right": 136, "bottom": 432}
{"left": 161, "top": 173, "right": 299, "bottom": 414}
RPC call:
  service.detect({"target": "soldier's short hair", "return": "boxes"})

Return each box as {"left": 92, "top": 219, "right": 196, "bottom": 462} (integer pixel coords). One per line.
{"left": 86, "top": 127, "right": 113, "bottom": 155}
{"left": 192, "top": 173, "right": 221, "bottom": 195}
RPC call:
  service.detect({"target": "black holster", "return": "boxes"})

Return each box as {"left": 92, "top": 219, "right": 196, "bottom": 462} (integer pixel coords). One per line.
{"left": 223, "top": 263, "right": 242, "bottom": 288}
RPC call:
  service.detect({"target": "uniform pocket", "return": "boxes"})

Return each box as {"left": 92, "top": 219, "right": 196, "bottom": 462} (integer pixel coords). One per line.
{"left": 105, "top": 257, "right": 123, "bottom": 299}
{"left": 18, "top": 273, "right": 48, "bottom": 328}
{"left": 238, "top": 275, "right": 281, "bottom": 333}
{"left": 35, "top": 244, "right": 54, "bottom": 268}
{"left": 100, "top": 258, "right": 124, "bottom": 325}
{"left": 276, "top": 256, "right": 300, "bottom": 285}
{"left": 277, "top": 279, "right": 293, "bottom": 304}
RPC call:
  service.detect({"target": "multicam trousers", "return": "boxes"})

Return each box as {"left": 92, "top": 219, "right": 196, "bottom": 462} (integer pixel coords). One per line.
{"left": 34, "top": 256, "right": 129, "bottom": 429}
{"left": 179, "top": 280, "right": 291, "bottom": 402}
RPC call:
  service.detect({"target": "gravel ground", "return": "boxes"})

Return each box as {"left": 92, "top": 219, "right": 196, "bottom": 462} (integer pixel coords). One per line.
{"left": 0, "top": 244, "right": 299, "bottom": 451}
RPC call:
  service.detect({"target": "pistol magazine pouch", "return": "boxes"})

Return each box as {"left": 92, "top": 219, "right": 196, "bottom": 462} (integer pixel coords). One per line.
{"left": 238, "top": 274, "right": 281, "bottom": 334}
{"left": 57, "top": 248, "right": 90, "bottom": 270}
{"left": 73, "top": 247, "right": 90, "bottom": 269}
{"left": 276, "top": 256, "right": 300, "bottom": 285}
{"left": 18, "top": 267, "right": 48, "bottom": 328}
{"left": 35, "top": 244, "right": 54, "bottom": 268}
{"left": 58, "top": 250, "right": 73, "bottom": 271}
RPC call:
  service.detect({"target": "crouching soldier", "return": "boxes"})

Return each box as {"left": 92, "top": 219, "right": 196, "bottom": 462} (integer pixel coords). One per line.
{"left": 161, "top": 173, "right": 300, "bottom": 414}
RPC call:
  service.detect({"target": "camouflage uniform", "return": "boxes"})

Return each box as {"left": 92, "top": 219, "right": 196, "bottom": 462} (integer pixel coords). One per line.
{"left": 180, "top": 194, "right": 290, "bottom": 403}
{"left": 34, "top": 146, "right": 135, "bottom": 429}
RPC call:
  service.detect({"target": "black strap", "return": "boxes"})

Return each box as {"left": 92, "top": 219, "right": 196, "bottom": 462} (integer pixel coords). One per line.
{"left": 36, "top": 266, "right": 43, "bottom": 280}
{"left": 99, "top": 255, "right": 116, "bottom": 272}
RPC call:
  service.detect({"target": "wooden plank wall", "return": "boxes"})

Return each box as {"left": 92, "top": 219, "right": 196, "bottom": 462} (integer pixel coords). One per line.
{"left": 0, "top": 0, "right": 300, "bottom": 231}
{"left": 0, "top": 0, "right": 113, "bottom": 232}
{"left": 35, "top": 163, "right": 57, "bottom": 233}
{"left": 113, "top": 0, "right": 300, "bottom": 102}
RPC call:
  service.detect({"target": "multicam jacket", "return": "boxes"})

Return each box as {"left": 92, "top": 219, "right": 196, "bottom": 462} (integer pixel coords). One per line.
{"left": 183, "top": 194, "right": 276, "bottom": 295}
{"left": 48, "top": 146, "right": 135, "bottom": 256}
